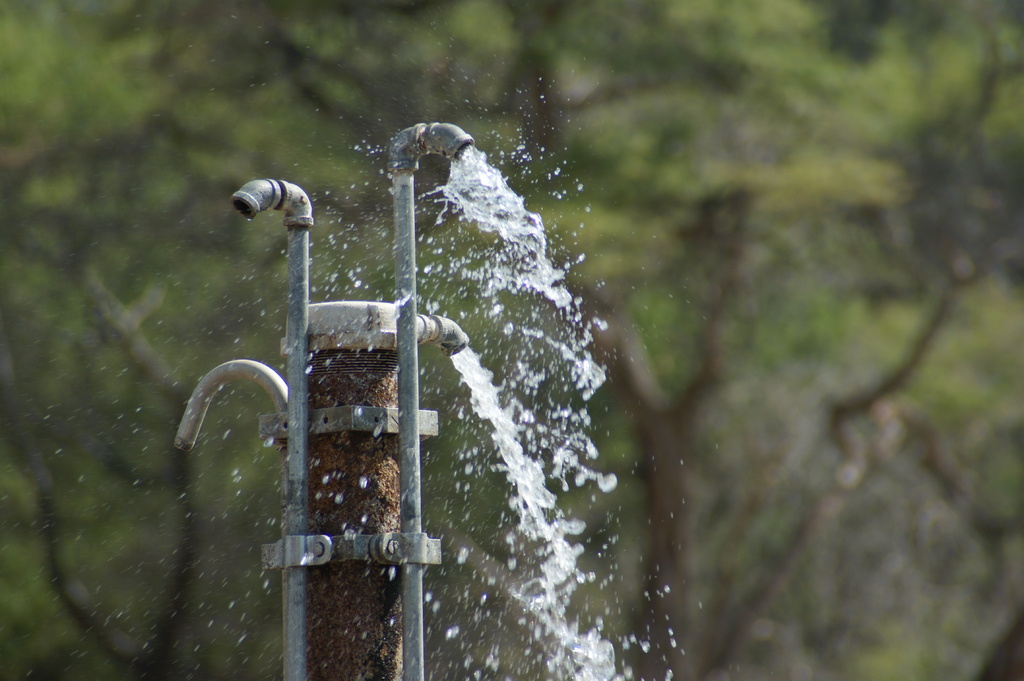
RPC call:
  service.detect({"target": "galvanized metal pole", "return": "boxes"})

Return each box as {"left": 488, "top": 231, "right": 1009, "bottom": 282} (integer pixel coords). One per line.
{"left": 283, "top": 223, "right": 311, "bottom": 681}
{"left": 392, "top": 168, "right": 426, "bottom": 681}
{"left": 388, "top": 123, "right": 473, "bottom": 681}
{"left": 230, "top": 179, "right": 314, "bottom": 681}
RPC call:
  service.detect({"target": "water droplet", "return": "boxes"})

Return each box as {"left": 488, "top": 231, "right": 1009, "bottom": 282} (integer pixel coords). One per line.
{"left": 563, "top": 518, "right": 586, "bottom": 535}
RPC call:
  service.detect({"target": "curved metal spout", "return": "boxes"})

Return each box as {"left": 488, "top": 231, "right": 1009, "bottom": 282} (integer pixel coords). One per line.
{"left": 417, "top": 314, "right": 469, "bottom": 356}
{"left": 388, "top": 123, "right": 475, "bottom": 171}
{"left": 174, "top": 360, "right": 288, "bottom": 451}
{"left": 232, "top": 179, "right": 314, "bottom": 227}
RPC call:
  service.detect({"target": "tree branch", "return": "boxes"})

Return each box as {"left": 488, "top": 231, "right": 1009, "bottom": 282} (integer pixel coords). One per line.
{"left": 82, "top": 277, "right": 206, "bottom": 678}
{"left": 698, "top": 441, "right": 781, "bottom": 667}
{"left": 831, "top": 282, "right": 959, "bottom": 422}
{"left": 899, "top": 406, "right": 1023, "bottom": 541}
{"left": 703, "top": 278, "right": 962, "bottom": 675}
{"left": 3, "top": 282, "right": 210, "bottom": 678}
{"left": 85, "top": 274, "right": 186, "bottom": 403}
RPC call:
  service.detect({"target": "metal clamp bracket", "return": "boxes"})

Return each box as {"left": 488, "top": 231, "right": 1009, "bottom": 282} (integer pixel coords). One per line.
{"left": 363, "top": 532, "right": 442, "bottom": 565}
{"left": 262, "top": 534, "right": 333, "bottom": 570}
{"left": 262, "top": 532, "right": 442, "bottom": 569}
{"left": 258, "top": 405, "right": 438, "bottom": 441}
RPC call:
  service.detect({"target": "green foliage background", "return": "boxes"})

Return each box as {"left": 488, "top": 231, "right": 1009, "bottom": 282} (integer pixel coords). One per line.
{"left": 4, "top": 0, "right": 1024, "bottom": 680}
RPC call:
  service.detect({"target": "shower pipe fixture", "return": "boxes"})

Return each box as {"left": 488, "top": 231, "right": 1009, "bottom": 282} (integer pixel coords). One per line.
{"left": 175, "top": 178, "right": 314, "bottom": 681}
{"left": 388, "top": 122, "right": 474, "bottom": 681}
{"left": 175, "top": 168, "right": 470, "bottom": 681}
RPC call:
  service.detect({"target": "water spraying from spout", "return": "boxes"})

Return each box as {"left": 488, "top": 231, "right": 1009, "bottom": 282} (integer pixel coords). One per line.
{"left": 417, "top": 314, "right": 469, "bottom": 356}
{"left": 439, "top": 145, "right": 606, "bottom": 398}
{"left": 440, "top": 148, "right": 571, "bottom": 306}
{"left": 389, "top": 123, "right": 474, "bottom": 171}
{"left": 426, "top": 146, "right": 621, "bottom": 680}
{"left": 450, "top": 348, "right": 620, "bottom": 681}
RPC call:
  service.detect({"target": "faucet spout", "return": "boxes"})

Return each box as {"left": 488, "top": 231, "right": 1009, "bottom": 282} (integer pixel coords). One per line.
{"left": 388, "top": 123, "right": 475, "bottom": 171}
{"left": 417, "top": 314, "right": 470, "bottom": 356}
{"left": 174, "top": 359, "right": 289, "bottom": 451}
{"left": 232, "top": 179, "right": 314, "bottom": 227}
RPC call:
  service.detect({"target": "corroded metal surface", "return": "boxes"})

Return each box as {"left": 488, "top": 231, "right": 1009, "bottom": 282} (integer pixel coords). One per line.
{"left": 306, "top": 348, "right": 402, "bottom": 681}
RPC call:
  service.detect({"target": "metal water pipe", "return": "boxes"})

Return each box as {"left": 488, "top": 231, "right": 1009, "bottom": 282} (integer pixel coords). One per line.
{"left": 176, "top": 179, "right": 312, "bottom": 681}
{"left": 174, "top": 359, "right": 288, "bottom": 452}
{"left": 231, "top": 178, "right": 313, "bottom": 681}
{"left": 177, "top": 163, "right": 470, "bottom": 680}
{"left": 388, "top": 122, "right": 474, "bottom": 681}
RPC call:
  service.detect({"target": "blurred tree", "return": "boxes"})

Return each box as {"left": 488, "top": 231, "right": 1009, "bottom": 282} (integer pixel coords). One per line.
{"left": 5, "top": 0, "right": 1024, "bottom": 680}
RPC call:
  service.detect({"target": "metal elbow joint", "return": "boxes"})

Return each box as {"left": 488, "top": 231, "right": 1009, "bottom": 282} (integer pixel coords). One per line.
{"left": 174, "top": 360, "right": 289, "bottom": 451}
{"left": 417, "top": 314, "right": 469, "bottom": 356}
{"left": 388, "top": 123, "right": 475, "bottom": 171}
{"left": 232, "top": 179, "right": 314, "bottom": 228}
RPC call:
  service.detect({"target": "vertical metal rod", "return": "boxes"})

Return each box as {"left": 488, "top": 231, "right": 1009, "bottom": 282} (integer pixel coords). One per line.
{"left": 229, "top": 178, "right": 314, "bottom": 681}
{"left": 284, "top": 225, "right": 310, "bottom": 681}
{"left": 393, "top": 169, "right": 426, "bottom": 681}
{"left": 388, "top": 122, "right": 471, "bottom": 681}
